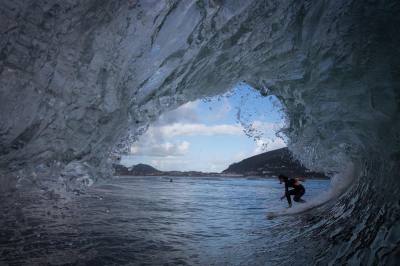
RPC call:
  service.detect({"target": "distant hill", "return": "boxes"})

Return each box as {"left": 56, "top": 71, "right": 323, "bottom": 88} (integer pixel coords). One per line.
{"left": 113, "top": 163, "right": 221, "bottom": 177}
{"left": 222, "top": 147, "right": 326, "bottom": 178}
{"left": 114, "top": 148, "right": 327, "bottom": 178}
{"left": 113, "top": 163, "right": 162, "bottom": 176}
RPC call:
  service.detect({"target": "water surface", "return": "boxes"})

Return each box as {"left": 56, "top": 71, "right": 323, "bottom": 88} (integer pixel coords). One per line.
{"left": 0, "top": 176, "right": 329, "bottom": 265}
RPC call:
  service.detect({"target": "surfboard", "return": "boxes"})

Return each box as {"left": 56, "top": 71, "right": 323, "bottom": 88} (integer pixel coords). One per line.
{"left": 266, "top": 200, "right": 329, "bottom": 219}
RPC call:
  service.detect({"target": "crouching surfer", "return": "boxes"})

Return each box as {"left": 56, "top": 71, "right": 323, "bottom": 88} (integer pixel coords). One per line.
{"left": 278, "top": 174, "right": 305, "bottom": 208}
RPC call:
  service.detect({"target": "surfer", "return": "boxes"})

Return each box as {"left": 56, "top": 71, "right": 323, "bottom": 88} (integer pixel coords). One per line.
{"left": 278, "top": 174, "right": 305, "bottom": 207}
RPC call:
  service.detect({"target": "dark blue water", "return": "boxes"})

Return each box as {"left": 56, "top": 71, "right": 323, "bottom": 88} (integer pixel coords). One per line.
{"left": 0, "top": 177, "right": 329, "bottom": 265}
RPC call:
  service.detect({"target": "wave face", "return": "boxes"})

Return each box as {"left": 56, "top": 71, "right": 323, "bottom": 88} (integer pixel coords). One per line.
{"left": 0, "top": 0, "right": 399, "bottom": 264}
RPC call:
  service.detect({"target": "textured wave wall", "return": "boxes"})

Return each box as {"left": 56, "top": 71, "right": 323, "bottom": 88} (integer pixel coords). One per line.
{"left": 0, "top": 0, "right": 399, "bottom": 263}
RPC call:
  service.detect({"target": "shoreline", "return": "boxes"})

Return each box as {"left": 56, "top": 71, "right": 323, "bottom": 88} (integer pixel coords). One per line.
{"left": 114, "top": 175, "right": 330, "bottom": 180}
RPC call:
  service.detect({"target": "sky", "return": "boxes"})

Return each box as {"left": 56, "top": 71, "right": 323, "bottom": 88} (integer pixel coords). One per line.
{"left": 120, "top": 84, "right": 286, "bottom": 172}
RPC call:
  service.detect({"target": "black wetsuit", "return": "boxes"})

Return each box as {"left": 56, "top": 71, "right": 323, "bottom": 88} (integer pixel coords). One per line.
{"left": 284, "top": 178, "right": 305, "bottom": 205}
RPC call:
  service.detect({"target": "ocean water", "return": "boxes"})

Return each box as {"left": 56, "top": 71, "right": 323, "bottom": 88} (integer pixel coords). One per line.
{"left": 0, "top": 176, "right": 329, "bottom": 265}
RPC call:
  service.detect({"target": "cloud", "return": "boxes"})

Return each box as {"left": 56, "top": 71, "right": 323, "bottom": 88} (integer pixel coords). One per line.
{"left": 127, "top": 121, "right": 242, "bottom": 158}
{"left": 121, "top": 97, "right": 287, "bottom": 170}
{"left": 128, "top": 119, "right": 285, "bottom": 159}
{"left": 131, "top": 140, "right": 190, "bottom": 157}
{"left": 159, "top": 123, "right": 242, "bottom": 137}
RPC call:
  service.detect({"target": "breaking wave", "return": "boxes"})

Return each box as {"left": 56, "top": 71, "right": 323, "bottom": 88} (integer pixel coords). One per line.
{"left": 0, "top": 0, "right": 399, "bottom": 264}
